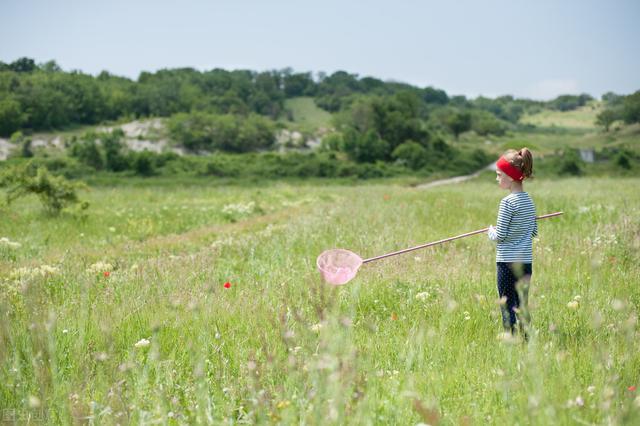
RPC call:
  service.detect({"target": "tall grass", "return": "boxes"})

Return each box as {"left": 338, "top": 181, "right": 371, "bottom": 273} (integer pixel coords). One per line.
{"left": 1, "top": 177, "right": 639, "bottom": 424}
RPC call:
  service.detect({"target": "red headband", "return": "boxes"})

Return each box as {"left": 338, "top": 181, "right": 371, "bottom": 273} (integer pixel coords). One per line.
{"left": 496, "top": 156, "right": 524, "bottom": 181}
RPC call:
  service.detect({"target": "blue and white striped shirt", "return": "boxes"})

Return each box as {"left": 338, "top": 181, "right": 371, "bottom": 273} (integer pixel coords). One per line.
{"left": 495, "top": 192, "right": 537, "bottom": 263}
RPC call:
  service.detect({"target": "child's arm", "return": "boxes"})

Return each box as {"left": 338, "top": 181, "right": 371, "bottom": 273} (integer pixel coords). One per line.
{"left": 494, "top": 198, "right": 513, "bottom": 242}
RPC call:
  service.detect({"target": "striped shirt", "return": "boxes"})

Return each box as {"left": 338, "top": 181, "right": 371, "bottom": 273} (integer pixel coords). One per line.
{"left": 495, "top": 192, "right": 537, "bottom": 263}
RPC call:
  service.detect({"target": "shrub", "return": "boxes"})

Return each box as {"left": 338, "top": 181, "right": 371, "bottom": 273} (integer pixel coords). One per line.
{"left": 131, "top": 151, "right": 156, "bottom": 176}
{"left": 392, "top": 141, "right": 428, "bottom": 170}
{"left": 0, "top": 163, "right": 89, "bottom": 215}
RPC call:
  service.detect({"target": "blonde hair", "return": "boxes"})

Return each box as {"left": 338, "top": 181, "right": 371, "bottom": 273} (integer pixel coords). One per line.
{"left": 503, "top": 147, "right": 533, "bottom": 178}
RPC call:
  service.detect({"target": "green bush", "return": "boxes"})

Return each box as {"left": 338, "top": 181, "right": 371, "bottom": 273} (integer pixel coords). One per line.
{"left": 167, "top": 112, "right": 275, "bottom": 152}
{"left": 131, "top": 151, "right": 156, "bottom": 176}
{"left": 0, "top": 163, "right": 89, "bottom": 215}
{"left": 392, "top": 141, "right": 428, "bottom": 170}
{"left": 557, "top": 150, "right": 584, "bottom": 176}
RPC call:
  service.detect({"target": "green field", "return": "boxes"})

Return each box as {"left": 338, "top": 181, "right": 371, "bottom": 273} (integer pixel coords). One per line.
{"left": 520, "top": 102, "right": 603, "bottom": 130}
{"left": 1, "top": 176, "right": 639, "bottom": 424}
{"left": 284, "top": 97, "right": 333, "bottom": 130}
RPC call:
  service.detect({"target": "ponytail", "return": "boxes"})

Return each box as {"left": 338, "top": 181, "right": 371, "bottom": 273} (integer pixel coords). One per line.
{"left": 518, "top": 148, "right": 533, "bottom": 178}
{"left": 503, "top": 147, "right": 534, "bottom": 179}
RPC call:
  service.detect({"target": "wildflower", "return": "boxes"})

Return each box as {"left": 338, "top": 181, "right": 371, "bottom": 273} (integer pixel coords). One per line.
{"left": 28, "top": 396, "right": 41, "bottom": 408}
{"left": 276, "top": 400, "right": 291, "bottom": 409}
{"left": 87, "top": 261, "right": 113, "bottom": 275}
{"left": 629, "top": 386, "right": 637, "bottom": 392}
{"left": 575, "top": 396, "right": 584, "bottom": 407}
{"left": 0, "top": 237, "right": 21, "bottom": 249}
{"left": 134, "top": 338, "right": 150, "bottom": 348}
{"left": 390, "top": 313, "right": 398, "bottom": 321}
{"left": 415, "top": 292, "right": 429, "bottom": 301}
{"left": 567, "top": 300, "right": 579, "bottom": 310}
{"left": 224, "top": 282, "right": 231, "bottom": 289}
{"left": 103, "top": 271, "right": 110, "bottom": 278}
{"left": 310, "top": 323, "right": 323, "bottom": 333}
{"left": 587, "top": 385, "right": 596, "bottom": 395}
{"left": 463, "top": 311, "right": 471, "bottom": 321}
{"left": 38, "top": 265, "right": 60, "bottom": 277}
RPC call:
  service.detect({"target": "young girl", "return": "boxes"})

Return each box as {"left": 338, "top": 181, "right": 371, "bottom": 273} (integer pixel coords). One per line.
{"left": 488, "top": 148, "right": 536, "bottom": 336}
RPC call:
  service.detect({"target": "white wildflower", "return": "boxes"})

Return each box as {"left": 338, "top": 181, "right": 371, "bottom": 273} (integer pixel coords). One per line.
{"left": 310, "top": 323, "right": 323, "bottom": 333}
{"left": 222, "top": 201, "right": 256, "bottom": 217}
{"left": 567, "top": 300, "right": 579, "bottom": 310}
{"left": 415, "top": 292, "right": 429, "bottom": 301}
{"left": 134, "top": 338, "right": 150, "bottom": 348}
{"left": 28, "top": 396, "right": 41, "bottom": 408}
{"left": 0, "top": 237, "right": 21, "bottom": 249}
{"left": 87, "top": 261, "right": 113, "bottom": 275}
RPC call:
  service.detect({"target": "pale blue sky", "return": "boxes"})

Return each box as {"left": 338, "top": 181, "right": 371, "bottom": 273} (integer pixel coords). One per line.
{"left": 1, "top": 0, "right": 638, "bottom": 100}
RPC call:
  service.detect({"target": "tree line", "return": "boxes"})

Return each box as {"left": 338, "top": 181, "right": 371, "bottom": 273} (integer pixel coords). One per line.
{"left": 0, "top": 56, "right": 612, "bottom": 138}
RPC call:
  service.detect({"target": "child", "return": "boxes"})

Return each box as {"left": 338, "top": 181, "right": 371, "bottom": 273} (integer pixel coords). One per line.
{"left": 487, "top": 148, "right": 536, "bottom": 336}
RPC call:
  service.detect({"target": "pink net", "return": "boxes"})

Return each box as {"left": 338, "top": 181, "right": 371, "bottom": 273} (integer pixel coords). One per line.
{"left": 316, "top": 249, "right": 363, "bottom": 285}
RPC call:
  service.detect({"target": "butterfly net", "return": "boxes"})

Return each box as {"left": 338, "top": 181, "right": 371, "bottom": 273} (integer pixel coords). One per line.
{"left": 316, "top": 249, "right": 363, "bottom": 285}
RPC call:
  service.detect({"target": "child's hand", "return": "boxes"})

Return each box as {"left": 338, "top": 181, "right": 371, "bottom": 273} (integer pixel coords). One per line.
{"left": 487, "top": 225, "right": 498, "bottom": 241}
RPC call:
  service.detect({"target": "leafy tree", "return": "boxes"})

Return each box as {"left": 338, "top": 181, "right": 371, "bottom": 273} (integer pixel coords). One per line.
{"left": 447, "top": 111, "right": 472, "bottom": 139}
{"left": 558, "top": 150, "right": 583, "bottom": 176}
{"left": 595, "top": 108, "right": 620, "bottom": 131}
{"left": 621, "top": 91, "right": 640, "bottom": 124}
{"left": 614, "top": 151, "right": 631, "bottom": 170}
{"left": 601, "top": 92, "right": 622, "bottom": 105}
{"left": 471, "top": 110, "right": 507, "bottom": 136}
{"left": 102, "top": 129, "right": 129, "bottom": 171}
{"left": 168, "top": 112, "right": 275, "bottom": 153}
{"left": 548, "top": 94, "right": 593, "bottom": 111}
{"left": 68, "top": 134, "right": 104, "bottom": 170}
{"left": 8, "top": 57, "right": 36, "bottom": 73}
{"left": 392, "top": 140, "right": 428, "bottom": 170}
{"left": 0, "top": 96, "right": 25, "bottom": 136}
{"left": 422, "top": 86, "right": 449, "bottom": 105}
{"left": 132, "top": 151, "right": 156, "bottom": 176}
{"left": 342, "top": 128, "right": 390, "bottom": 163}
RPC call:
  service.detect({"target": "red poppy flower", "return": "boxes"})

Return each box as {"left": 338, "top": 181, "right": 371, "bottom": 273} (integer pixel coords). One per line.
{"left": 224, "top": 282, "right": 231, "bottom": 289}
{"left": 629, "top": 385, "right": 637, "bottom": 391}
{"left": 103, "top": 271, "right": 110, "bottom": 278}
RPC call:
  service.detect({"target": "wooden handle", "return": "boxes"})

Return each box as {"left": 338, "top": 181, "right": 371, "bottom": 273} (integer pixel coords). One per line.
{"left": 362, "top": 211, "right": 563, "bottom": 264}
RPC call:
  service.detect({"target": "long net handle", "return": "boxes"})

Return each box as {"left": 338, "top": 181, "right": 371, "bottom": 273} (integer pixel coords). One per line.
{"left": 362, "top": 211, "right": 563, "bottom": 264}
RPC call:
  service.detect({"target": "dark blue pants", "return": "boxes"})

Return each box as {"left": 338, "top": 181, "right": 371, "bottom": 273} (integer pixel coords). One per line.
{"left": 497, "top": 262, "right": 532, "bottom": 331}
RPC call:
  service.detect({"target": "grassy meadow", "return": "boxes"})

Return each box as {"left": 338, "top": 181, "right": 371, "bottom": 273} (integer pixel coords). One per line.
{"left": 519, "top": 103, "right": 604, "bottom": 130}
{"left": 1, "top": 175, "right": 639, "bottom": 425}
